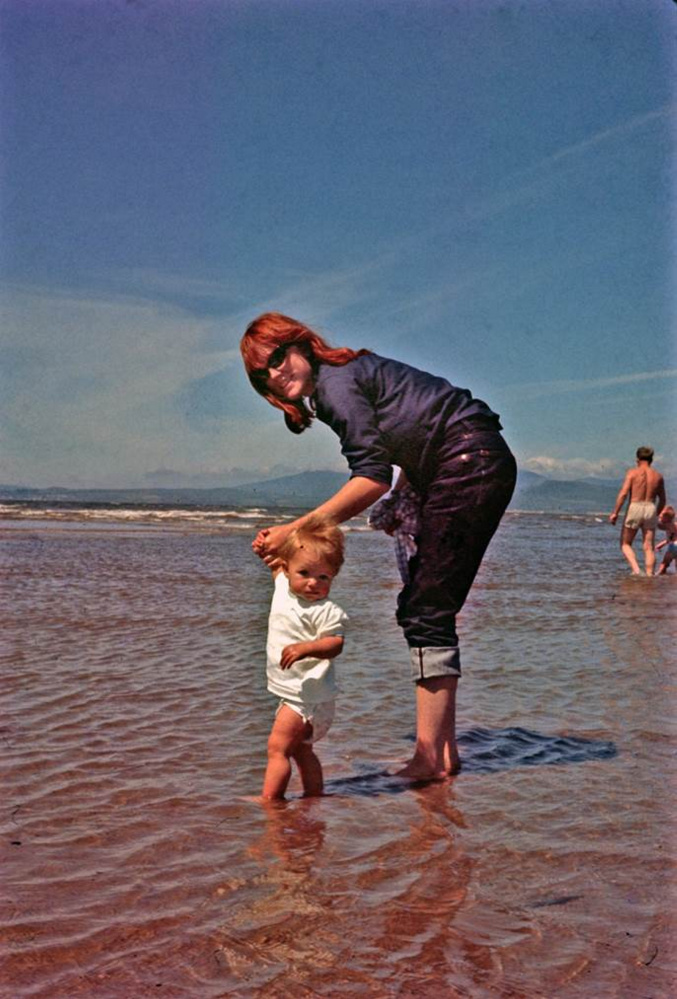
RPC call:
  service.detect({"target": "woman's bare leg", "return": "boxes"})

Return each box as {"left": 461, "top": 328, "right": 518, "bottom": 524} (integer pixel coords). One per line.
{"left": 396, "top": 675, "right": 460, "bottom": 779}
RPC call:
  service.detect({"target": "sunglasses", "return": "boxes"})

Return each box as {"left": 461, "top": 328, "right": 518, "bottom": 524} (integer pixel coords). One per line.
{"left": 251, "top": 344, "right": 293, "bottom": 386}
{"left": 265, "top": 345, "right": 290, "bottom": 371}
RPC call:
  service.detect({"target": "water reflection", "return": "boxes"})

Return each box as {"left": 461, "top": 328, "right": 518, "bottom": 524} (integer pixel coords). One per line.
{"left": 221, "top": 783, "right": 476, "bottom": 994}
{"left": 248, "top": 798, "right": 327, "bottom": 874}
{"left": 4, "top": 524, "right": 674, "bottom": 997}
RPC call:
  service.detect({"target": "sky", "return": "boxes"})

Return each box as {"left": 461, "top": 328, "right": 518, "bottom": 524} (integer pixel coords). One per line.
{"left": 1, "top": 0, "right": 675, "bottom": 489}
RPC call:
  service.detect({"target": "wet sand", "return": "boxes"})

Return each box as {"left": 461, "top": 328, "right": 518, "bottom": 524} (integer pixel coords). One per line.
{"left": 2, "top": 515, "right": 676, "bottom": 997}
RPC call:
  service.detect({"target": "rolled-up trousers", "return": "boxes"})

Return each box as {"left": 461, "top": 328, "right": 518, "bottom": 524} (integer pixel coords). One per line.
{"left": 396, "top": 423, "right": 517, "bottom": 682}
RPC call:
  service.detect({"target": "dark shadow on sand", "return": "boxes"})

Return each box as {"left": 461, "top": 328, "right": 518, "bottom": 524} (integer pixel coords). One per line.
{"left": 325, "top": 726, "right": 617, "bottom": 797}
{"left": 457, "top": 725, "right": 617, "bottom": 773}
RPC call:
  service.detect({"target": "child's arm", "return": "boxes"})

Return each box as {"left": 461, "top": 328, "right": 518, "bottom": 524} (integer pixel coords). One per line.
{"left": 280, "top": 635, "right": 344, "bottom": 669}
{"left": 656, "top": 539, "right": 667, "bottom": 551}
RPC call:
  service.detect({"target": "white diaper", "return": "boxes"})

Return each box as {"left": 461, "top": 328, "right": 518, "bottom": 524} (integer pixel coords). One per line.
{"left": 278, "top": 699, "right": 335, "bottom": 744}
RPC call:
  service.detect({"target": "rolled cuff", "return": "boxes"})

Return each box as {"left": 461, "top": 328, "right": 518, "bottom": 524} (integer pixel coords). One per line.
{"left": 409, "top": 646, "right": 461, "bottom": 682}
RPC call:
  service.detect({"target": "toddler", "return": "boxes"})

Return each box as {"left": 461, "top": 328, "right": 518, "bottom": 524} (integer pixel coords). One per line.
{"left": 656, "top": 505, "right": 677, "bottom": 575}
{"left": 261, "top": 515, "right": 348, "bottom": 799}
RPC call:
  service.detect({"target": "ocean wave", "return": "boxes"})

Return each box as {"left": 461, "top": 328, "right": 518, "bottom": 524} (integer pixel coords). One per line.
{"left": 0, "top": 502, "right": 289, "bottom": 530}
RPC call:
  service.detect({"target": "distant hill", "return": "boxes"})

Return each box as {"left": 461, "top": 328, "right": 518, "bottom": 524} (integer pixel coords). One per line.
{"left": 510, "top": 476, "right": 617, "bottom": 513}
{"left": 0, "top": 471, "right": 350, "bottom": 509}
{"left": 1, "top": 469, "right": 672, "bottom": 514}
{"left": 197, "top": 471, "right": 351, "bottom": 507}
{"left": 512, "top": 474, "right": 677, "bottom": 513}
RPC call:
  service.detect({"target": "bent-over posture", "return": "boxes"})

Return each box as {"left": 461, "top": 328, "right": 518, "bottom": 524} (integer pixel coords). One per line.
{"left": 656, "top": 506, "right": 677, "bottom": 575}
{"left": 242, "top": 312, "right": 516, "bottom": 780}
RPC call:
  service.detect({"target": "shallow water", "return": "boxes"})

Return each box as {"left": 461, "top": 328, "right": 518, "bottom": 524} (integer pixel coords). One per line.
{"left": 2, "top": 514, "right": 676, "bottom": 997}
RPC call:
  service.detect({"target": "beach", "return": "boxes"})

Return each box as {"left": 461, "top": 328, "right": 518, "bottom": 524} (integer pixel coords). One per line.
{"left": 2, "top": 509, "right": 676, "bottom": 998}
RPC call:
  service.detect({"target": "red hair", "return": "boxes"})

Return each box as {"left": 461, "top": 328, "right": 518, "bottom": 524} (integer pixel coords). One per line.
{"left": 240, "top": 312, "right": 370, "bottom": 433}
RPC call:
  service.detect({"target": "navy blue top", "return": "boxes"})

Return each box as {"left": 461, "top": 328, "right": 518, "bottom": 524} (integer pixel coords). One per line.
{"left": 312, "top": 353, "right": 499, "bottom": 490}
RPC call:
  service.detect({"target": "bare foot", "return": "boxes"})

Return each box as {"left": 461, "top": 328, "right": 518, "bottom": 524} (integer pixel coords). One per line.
{"left": 447, "top": 756, "right": 461, "bottom": 776}
{"left": 392, "top": 756, "right": 461, "bottom": 781}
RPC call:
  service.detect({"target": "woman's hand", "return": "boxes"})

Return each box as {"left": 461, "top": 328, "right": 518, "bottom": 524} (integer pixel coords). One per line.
{"left": 252, "top": 528, "right": 270, "bottom": 555}
{"left": 252, "top": 523, "right": 294, "bottom": 565}
{"left": 253, "top": 476, "right": 389, "bottom": 564}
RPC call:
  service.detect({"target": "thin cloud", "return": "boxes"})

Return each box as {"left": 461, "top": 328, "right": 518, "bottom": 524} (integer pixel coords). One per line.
{"left": 506, "top": 369, "right": 677, "bottom": 400}
{"left": 221, "top": 242, "right": 421, "bottom": 348}
{"left": 518, "top": 104, "right": 676, "bottom": 177}
{"left": 1, "top": 280, "right": 346, "bottom": 486}
{"left": 521, "top": 455, "right": 623, "bottom": 480}
{"left": 471, "top": 104, "right": 676, "bottom": 222}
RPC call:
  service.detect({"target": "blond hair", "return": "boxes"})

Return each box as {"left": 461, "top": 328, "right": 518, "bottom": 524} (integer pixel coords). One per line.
{"left": 278, "top": 514, "right": 345, "bottom": 575}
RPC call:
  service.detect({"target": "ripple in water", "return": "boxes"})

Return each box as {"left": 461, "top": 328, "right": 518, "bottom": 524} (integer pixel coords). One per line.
{"left": 2, "top": 516, "right": 676, "bottom": 997}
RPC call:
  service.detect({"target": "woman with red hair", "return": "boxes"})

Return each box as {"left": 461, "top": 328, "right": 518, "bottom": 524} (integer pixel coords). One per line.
{"left": 241, "top": 312, "right": 516, "bottom": 780}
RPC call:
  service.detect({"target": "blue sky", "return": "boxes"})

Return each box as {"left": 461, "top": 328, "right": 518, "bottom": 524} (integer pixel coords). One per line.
{"left": 1, "top": 0, "right": 674, "bottom": 488}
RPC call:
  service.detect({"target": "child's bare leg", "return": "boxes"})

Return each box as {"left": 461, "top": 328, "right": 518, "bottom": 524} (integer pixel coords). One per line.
{"left": 292, "top": 741, "right": 324, "bottom": 797}
{"left": 658, "top": 551, "right": 673, "bottom": 575}
{"left": 642, "top": 528, "right": 656, "bottom": 576}
{"left": 262, "top": 705, "right": 311, "bottom": 800}
{"left": 620, "top": 527, "right": 641, "bottom": 574}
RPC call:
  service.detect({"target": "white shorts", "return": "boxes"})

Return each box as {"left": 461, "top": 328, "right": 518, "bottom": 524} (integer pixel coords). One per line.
{"left": 625, "top": 501, "right": 657, "bottom": 531}
{"left": 278, "top": 699, "right": 335, "bottom": 744}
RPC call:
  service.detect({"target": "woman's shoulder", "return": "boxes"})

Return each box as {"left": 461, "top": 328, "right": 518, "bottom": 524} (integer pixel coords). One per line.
{"left": 317, "top": 351, "right": 449, "bottom": 394}
{"left": 316, "top": 351, "right": 404, "bottom": 386}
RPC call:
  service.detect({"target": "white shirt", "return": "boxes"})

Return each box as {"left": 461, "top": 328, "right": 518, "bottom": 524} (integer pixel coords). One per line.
{"left": 266, "top": 572, "right": 348, "bottom": 705}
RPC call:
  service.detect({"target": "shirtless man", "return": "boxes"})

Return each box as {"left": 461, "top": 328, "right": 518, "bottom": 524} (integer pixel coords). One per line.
{"left": 609, "top": 446, "right": 667, "bottom": 576}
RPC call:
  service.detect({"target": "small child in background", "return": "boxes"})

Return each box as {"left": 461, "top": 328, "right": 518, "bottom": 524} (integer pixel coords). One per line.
{"left": 656, "top": 505, "right": 677, "bottom": 575}
{"left": 261, "top": 515, "right": 348, "bottom": 799}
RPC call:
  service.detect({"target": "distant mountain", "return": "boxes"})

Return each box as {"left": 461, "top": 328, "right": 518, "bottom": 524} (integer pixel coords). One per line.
{"left": 198, "top": 471, "right": 351, "bottom": 507}
{"left": 512, "top": 469, "right": 548, "bottom": 494}
{"left": 0, "top": 471, "right": 350, "bottom": 509}
{"left": 509, "top": 477, "right": 616, "bottom": 512}
{"left": 579, "top": 476, "right": 623, "bottom": 489}
{"left": 511, "top": 474, "right": 677, "bottom": 513}
{"left": 1, "top": 468, "right": 671, "bottom": 514}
